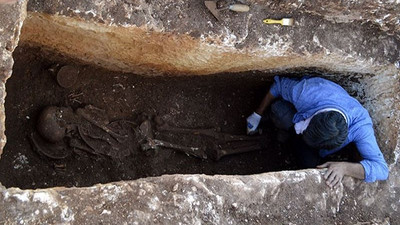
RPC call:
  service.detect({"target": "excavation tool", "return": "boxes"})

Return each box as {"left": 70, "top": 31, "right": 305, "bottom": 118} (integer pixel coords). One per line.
{"left": 205, "top": 1, "right": 250, "bottom": 21}
{"left": 263, "top": 18, "right": 294, "bottom": 26}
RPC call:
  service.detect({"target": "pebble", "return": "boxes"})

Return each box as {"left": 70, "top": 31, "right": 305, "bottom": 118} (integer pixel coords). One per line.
{"left": 395, "top": 61, "right": 400, "bottom": 69}
{"left": 172, "top": 183, "right": 179, "bottom": 192}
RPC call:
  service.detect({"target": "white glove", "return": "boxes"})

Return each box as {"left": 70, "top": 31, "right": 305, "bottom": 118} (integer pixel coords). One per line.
{"left": 246, "top": 112, "right": 261, "bottom": 134}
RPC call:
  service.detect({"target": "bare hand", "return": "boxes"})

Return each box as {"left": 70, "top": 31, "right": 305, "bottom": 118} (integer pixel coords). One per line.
{"left": 317, "top": 161, "right": 346, "bottom": 189}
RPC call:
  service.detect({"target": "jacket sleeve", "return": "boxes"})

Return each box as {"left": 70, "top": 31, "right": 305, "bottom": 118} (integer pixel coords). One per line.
{"left": 269, "top": 76, "right": 301, "bottom": 103}
{"left": 354, "top": 125, "right": 389, "bottom": 182}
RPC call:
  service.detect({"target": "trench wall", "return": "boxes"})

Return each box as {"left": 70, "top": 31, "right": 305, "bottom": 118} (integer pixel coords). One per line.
{"left": 0, "top": 0, "right": 400, "bottom": 224}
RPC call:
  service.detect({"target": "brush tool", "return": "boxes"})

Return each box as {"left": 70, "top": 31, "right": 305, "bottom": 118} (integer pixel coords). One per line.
{"left": 205, "top": 1, "right": 250, "bottom": 21}
{"left": 263, "top": 18, "right": 294, "bottom": 26}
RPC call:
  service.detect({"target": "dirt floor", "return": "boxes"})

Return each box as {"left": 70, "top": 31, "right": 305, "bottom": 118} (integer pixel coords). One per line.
{"left": 0, "top": 45, "right": 356, "bottom": 189}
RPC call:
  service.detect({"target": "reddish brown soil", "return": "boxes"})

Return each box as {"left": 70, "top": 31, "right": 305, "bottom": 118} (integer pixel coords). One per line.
{"left": 0, "top": 45, "right": 299, "bottom": 189}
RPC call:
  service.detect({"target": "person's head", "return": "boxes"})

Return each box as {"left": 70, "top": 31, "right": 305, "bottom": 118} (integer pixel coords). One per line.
{"left": 302, "top": 111, "right": 348, "bottom": 150}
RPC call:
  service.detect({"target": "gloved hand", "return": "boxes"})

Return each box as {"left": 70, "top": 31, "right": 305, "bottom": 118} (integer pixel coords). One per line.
{"left": 246, "top": 112, "right": 261, "bottom": 135}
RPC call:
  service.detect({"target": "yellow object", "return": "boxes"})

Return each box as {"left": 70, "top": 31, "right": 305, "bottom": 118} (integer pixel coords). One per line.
{"left": 263, "top": 18, "right": 294, "bottom": 26}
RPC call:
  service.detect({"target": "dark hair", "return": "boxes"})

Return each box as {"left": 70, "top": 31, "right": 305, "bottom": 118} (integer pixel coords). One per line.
{"left": 302, "top": 111, "right": 348, "bottom": 150}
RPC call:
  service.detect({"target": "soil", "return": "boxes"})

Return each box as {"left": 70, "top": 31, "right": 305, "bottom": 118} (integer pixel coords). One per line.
{"left": 0, "top": 45, "right": 355, "bottom": 189}
{"left": 0, "top": 45, "right": 287, "bottom": 189}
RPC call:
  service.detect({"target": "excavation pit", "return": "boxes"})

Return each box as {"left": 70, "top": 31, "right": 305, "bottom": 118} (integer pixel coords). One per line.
{"left": 0, "top": 46, "right": 290, "bottom": 188}
{"left": 1, "top": 0, "right": 399, "bottom": 223}
{"left": 0, "top": 45, "right": 372, "bottom": 189}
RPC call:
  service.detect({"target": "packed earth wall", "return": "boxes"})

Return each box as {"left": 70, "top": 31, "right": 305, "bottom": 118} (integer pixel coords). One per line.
{"left": 0, "top": 0, "right": 400, "bottom": 224}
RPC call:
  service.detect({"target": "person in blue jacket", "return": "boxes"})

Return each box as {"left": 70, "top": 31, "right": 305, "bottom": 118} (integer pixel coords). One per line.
{"left": 247, "top": 76, "right": 388, "bottom": 188}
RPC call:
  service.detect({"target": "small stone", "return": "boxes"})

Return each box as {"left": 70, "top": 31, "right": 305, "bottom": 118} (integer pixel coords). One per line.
{"left": 172, "top": 183, "right": 179, "bottom": 192}
{"left": 395, "top": 61, "right": 400, "bottom": 69}
{"left": 101, "top": 209, "right": 111, "bottom": 215}
{"left": 138, "top": 189, "right": 146, "bottom": 196}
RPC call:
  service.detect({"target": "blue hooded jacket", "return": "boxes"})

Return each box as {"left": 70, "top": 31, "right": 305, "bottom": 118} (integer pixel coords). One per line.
{"left": 270, "top": 76, "right": 388, "bottom": 182}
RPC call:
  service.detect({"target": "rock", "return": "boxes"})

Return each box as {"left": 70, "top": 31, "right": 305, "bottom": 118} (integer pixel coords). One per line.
{"left": 20, "top": 0, "right": 399, "bottom": 76}
{"left": 0, "top": 0, "right": 27, "bottom": 156}
{"left": 0, "top": 0, "right": 399, "bottom": 224}
{"left": 0, "top": 170, "right": 399, "bottom": 224}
